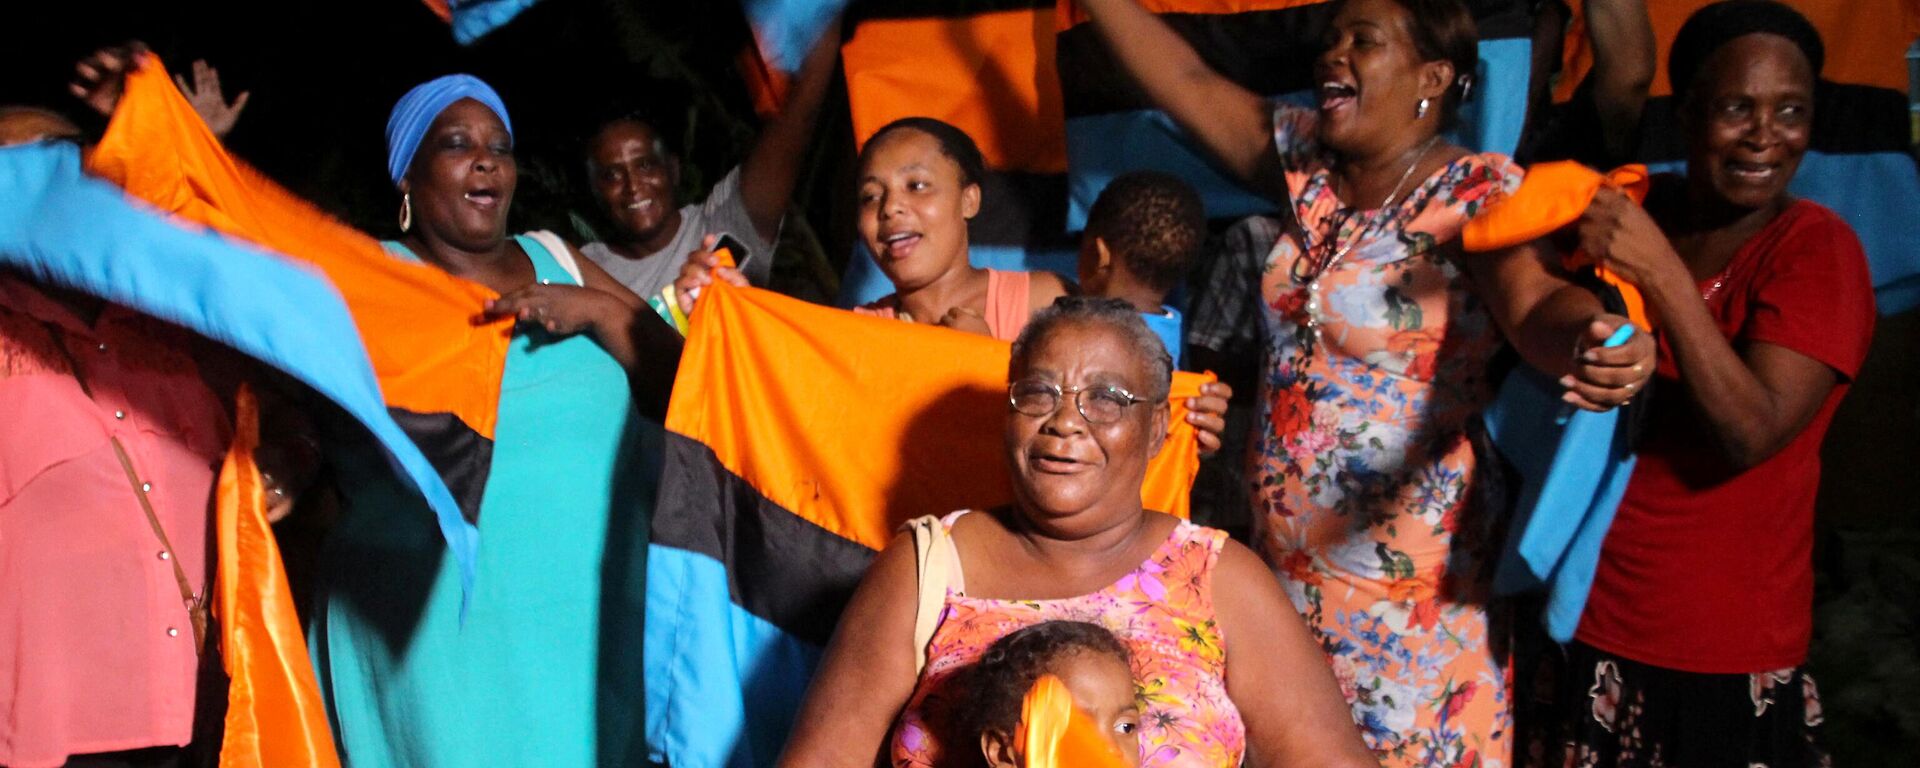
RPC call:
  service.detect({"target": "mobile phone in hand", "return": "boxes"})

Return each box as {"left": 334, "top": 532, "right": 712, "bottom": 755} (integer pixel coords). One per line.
{"left": 712, "top": 233, "right": 752, "bottom": 271}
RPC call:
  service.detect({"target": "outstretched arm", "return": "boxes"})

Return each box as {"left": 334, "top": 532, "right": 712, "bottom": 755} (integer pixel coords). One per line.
{"left": 1077, "top": 0, "right": 1283, "bottom": 196}
{"left": 1584, "top": 0, "right": 1656, "bottom": 161}
{"left": 737, "top": 21, "right": 843, "bottom": 247}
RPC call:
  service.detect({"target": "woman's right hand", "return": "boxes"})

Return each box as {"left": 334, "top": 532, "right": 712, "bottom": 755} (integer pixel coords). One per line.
{"left": 70, "top": 43, "right": 147, "bottom": 117}
{"left": 673, "top": 234, "right": 750, "bottom": 315}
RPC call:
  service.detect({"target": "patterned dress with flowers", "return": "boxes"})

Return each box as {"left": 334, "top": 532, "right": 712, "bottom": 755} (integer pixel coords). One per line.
{"left": 1251, "top": 104, "right": 1523, "bottom": 767}
{"left": 891, "top": 511, "right": 1246, "bottom": 768}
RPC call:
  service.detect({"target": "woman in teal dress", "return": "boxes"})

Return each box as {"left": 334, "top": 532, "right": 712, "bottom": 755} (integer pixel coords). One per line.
{"left": 308, "top": 75, "right": 677, "bottom": 767}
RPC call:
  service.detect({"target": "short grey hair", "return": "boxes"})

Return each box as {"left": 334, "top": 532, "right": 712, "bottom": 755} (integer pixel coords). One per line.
{"left": 1008, "top": 296, "right": 1173, "bottom": 400}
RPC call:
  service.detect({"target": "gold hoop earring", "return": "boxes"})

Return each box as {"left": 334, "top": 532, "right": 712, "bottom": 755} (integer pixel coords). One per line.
{"left": 1417, "top": 98, "right": 1431, "bottom": 119}
{"left": 399, "top": 192, "right": 412, "bottom": 233}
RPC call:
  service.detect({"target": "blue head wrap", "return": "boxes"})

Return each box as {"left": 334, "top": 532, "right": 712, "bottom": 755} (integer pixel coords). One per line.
{"left": 385, "top": 74, "right": 514, "bottom": 187}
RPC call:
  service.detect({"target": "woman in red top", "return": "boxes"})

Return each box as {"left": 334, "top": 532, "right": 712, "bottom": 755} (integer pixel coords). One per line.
{"left": 1537, "top": 2, "right": 1876, "bottom": 765}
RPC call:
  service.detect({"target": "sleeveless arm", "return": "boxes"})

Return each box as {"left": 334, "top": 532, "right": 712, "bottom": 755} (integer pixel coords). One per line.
{"left": 1212, "top": 541, "right": 1376, "bottom": 767}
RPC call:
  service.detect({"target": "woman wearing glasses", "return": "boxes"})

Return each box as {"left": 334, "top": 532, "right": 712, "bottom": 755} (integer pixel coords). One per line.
{"left": 778, "top": 297, "right": 1375, "bottom": 768}
{"left": 1075, "top": 0, "right": 1657, "bottom": 763}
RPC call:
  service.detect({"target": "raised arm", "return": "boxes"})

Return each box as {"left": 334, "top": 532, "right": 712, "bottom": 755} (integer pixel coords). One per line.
{"left": 737, "top": 21, "right": 843, "bottom": 247}
{"left": 1213, "top": 541, "right": 1377, "bottom": 767}
{"left": 1583, "top": 0, "right": 1656, "bottom": 161}
{"left": 777, "top": 533, "right": 924, "bottom": 768}
{"left": 1077, "top": 0, "right": 1282, "bottom": 194}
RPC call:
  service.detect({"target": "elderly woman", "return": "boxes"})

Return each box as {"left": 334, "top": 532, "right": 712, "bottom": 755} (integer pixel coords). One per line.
{"left": 69, "top": 54, "right": 679, "bottom": 766}
{"left": 779, "top": 297, "right": 1376, "bottom": 768}
{"left": 1077, "top": 0, "right": 1657, "bottom": 763}
{"left": 1532, "top": 3, "right": 1873, "bottom": 764}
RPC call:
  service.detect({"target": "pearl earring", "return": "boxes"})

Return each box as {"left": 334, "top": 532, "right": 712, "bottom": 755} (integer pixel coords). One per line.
{"left": 1417, "top": 98, "right": 1431, "bottom": 119}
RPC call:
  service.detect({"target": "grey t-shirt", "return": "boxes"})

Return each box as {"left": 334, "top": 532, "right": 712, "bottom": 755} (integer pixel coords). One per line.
{"left": 581, "top": 166, "right": 777, "bottom": 298}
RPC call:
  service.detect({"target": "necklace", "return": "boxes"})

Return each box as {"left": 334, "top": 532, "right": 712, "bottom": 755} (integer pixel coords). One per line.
{"left": 1294, "top": 135, "right": 1440, "bottom": 347}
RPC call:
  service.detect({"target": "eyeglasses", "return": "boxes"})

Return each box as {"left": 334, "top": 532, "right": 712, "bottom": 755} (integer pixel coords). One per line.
{"left": 1008, "top": 380, "right": 1157, "bottom": 425}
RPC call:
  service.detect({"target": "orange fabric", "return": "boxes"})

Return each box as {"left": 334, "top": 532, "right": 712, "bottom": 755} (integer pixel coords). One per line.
{"left": 85, "top": 55, "right": 510, "bottom": 441}
{"left": 1462, "top": 161, "right": 1653, "bottom": 329}
{"left": 1055, "top": 0, "right": 1332, "bottom": 30}
{"left": 213, "top": 386, "right": 341, "bottom": 768}
{"left": 668, "top": 281, "right": 1208, "bottom": 551}
{"left": 1553, "top": 0, "right": 1920, "bottom": 104}
{"left": 738, "top": 42, "right": 792, "bottom": 120}
{"left": 1018, "top": 674, "right": 1131, "bottom": 768}
{"left": 843, "top": 9, "right": 1068, "bottom": 173}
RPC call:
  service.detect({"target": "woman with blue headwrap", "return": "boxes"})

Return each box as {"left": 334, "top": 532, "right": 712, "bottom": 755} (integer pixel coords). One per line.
{"left": 309, "top": 75, "right": 669, "bottom": 767}
{"left": 306, "top": 75, "right": 669, "bottom": 767}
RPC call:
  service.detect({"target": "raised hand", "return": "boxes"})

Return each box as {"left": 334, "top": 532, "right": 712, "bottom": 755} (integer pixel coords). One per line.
{"left": 173, "top": 59, "right": 251, "bottom": 139}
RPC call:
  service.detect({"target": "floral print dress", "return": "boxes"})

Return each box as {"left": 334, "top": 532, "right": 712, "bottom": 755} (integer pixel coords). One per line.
{"left": 1251, "top": 105, "right": 1522, "bottom": 767}
{"left": 891, "top": 511, "right": 1246, "bottom": 768}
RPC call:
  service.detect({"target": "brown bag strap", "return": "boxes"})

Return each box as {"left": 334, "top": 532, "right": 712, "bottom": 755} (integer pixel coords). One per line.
{"left": 47, "top": 324, "right": 208, "bottom": 653}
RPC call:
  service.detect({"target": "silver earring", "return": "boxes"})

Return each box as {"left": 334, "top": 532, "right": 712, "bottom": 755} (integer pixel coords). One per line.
{"left": 1417, "top": 98, "right": 1431, "bottom": 119}
{"left": 399, "top": 192, "right": 412, "bottom": 233}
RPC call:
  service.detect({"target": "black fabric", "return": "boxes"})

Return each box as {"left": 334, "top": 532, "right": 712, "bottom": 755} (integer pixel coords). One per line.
{"left": 386, "top": 408, "right": 494, "bottom": 524}
{"left": 1519, "top": 641, "right": 1828, "bottom": 768}
{"left": 972, "top": 170, "right": 1072, "bottom": 250}
{"left": 650, "top": 432, "right": 884, "bottom": 646}
{"left": 1529, "top": 80, "right": 1913, "bottom": 167}
{"left": 1058, "top": 0, "right": 1535, "bottom": 118}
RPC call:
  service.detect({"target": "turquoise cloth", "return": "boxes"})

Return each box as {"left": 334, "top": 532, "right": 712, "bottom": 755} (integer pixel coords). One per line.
{"left": 1141, "top": 306, "right": 1184, "bottom": 368}
{"left": 311, "top": 235, "right": 658, "bottom": 767}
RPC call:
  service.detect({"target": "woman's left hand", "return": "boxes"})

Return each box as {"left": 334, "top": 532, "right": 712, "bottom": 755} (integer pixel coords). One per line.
{"left": 486, "top": 283, "right": 628, "bottom": 338}
{"left": 1563, "top": 314, "right": 1655, "bottom": 411}
{"left": 1185, "top": 380, "right": 1233, "bottom": 456}
{"left": 1577, "top": 187, "right": 1688, "bottom": 291}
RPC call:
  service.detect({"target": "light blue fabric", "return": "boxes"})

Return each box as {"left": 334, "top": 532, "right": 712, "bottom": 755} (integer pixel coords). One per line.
{"left": 644, "top": 545, "right": 824, "bottom": 768}
{"left": 742, "top": 0, "right": 850, "bottom": 71}
{"left": 449, "top": 0, "right": 544, "bottom": 45}
{"left": 312, "top": 235, "right": 659, "bottom": 767}
{"left": 0, "top": 141, "right": 475, "bottom": 589}
{"left": 385, "top": 74, "right": 514, "bottom": 185}
{"left": 1483, "top": 329, "right": 1639, "bottom": 643}
{"left": 835, "top": 240, "right": 1077, "bottom": 308}
{"left": 1142, "top": 306, "right": 1184, "bottom": 368}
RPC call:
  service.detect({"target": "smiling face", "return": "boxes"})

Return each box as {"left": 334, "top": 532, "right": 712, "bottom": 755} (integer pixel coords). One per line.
{"left": 1005, "top": 321, "right": 1169, "bottom": 528}
{"left": 1313, "top": 0, "right": 1450, "bottom": 158}
{"left": 587, "top": 119, "right": 681, "bottom": 248}
{"left": 402, "top": 98, "right": 515, "bottom": 252}
{"left": 1683, "top": 33, "right": 1814, "bottom": 211}
{"left": 856, "top": 128, "right": 981, "bottom": 294}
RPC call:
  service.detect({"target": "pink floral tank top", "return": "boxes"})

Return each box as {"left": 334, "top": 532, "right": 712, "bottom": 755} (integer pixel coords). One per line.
{"left": 890, "top": 511, "right": 1246, "bottom": 768}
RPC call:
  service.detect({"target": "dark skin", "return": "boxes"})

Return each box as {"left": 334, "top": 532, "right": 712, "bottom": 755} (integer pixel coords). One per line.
{"left": 589, "top": 22, "right": 842, "bottom": 264}
{"left": 393, "top": 99, "right": 681, "bottom": 419}
{"left": 1576, "top": 33, "right": 1836, "bottom": 471}
{"left": 777, "top": 321, "right": 1375, "bottom": 768}
{"left": 1078, "top": 0, "right": 1655, "bottom": 409}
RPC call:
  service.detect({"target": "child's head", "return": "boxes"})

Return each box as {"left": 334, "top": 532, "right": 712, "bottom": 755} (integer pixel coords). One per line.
{"left": 968, "top": 621, "right": 1141, "bottom": 768}
{"left": 1079, "top": 171, "right": 1206, "bottom": 306}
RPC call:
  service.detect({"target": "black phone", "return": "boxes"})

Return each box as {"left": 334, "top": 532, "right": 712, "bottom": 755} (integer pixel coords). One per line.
{"left": 712, "top": 233, "right": 752, "bottom": 269}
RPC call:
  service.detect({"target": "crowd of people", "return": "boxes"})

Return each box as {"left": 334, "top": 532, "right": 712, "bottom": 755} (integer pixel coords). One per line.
{"left": 0, "top": 0, "right": 1878, "bottom": 767}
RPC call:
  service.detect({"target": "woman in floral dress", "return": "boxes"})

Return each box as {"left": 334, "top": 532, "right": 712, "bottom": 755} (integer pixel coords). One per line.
{"left": 1077, "top": 0, "right": 1656, "bottom": 765}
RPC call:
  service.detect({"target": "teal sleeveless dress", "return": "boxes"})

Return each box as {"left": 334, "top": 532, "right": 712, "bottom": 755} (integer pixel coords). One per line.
{"left": 311, "top": 235, "right": 658, "bottom": 767}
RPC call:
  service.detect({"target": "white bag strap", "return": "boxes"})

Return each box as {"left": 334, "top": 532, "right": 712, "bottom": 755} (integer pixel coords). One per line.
{"left": 904, "top": 514, "right": 962, "bottom": 676}
{"left": 526, "top": 230, "right": 584, "bottom": 285}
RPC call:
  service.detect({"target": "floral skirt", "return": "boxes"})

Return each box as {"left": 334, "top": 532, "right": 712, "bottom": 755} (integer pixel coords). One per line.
{"left": 1520, "top": 641, "right": 1827, "bottom": 768}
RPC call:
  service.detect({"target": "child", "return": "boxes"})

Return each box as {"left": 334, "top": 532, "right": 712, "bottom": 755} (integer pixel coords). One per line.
{"left": 1078, "top": 171, "right": 1207, "bottom": 367}
{"left": 966, "top": 621, "right": 1142, "bottom": 768}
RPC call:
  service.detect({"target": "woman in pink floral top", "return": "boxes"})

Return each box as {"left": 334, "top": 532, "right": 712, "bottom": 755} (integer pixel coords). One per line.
{"left": 1078, "top": 0, "right": 1657, "bottom": 765}
{"left": 779, "top": 298, "right": 1374, "bottom": 768}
